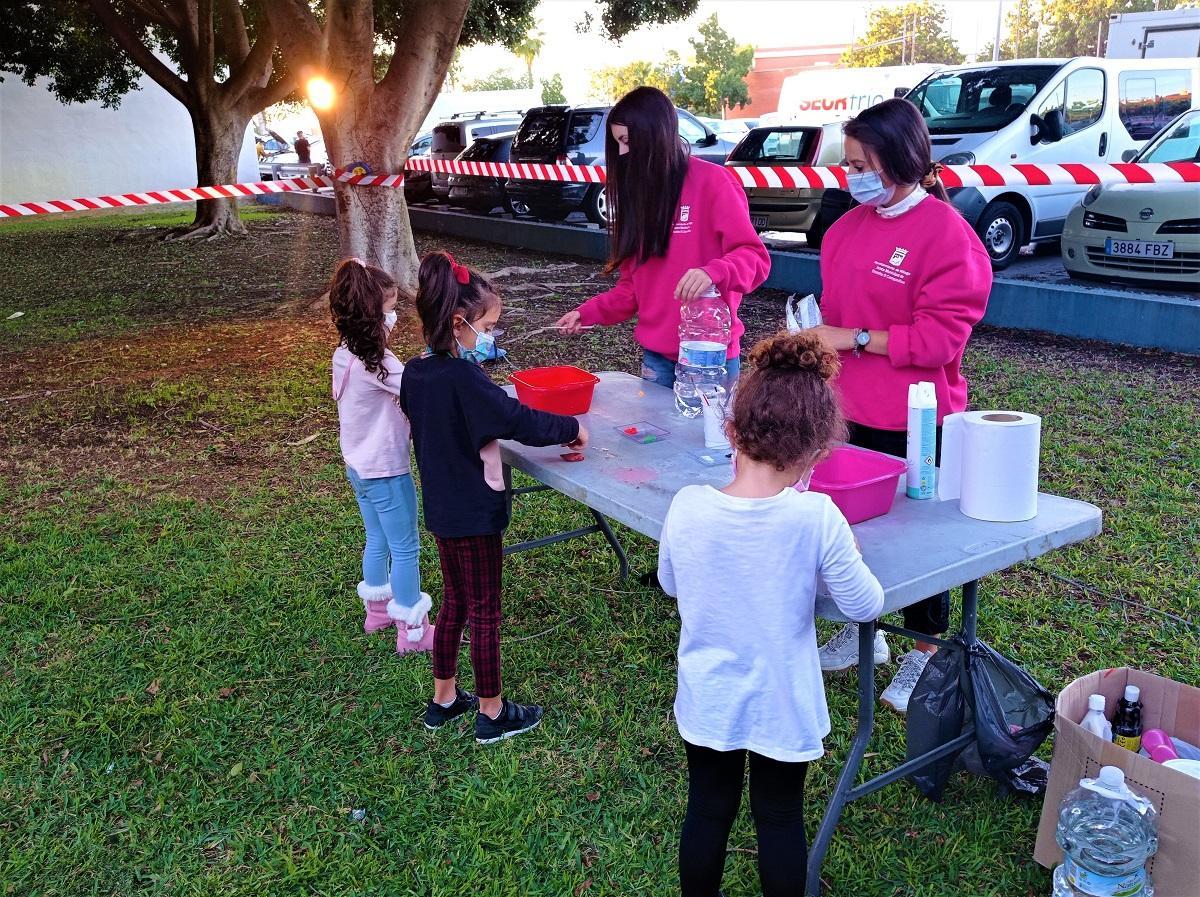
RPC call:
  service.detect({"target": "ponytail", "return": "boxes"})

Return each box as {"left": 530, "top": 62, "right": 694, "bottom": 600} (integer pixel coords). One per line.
{"left": 921, "top": 161, "right": 950, "bottom": 202}
{"left": 415, "top": 251, "right": 497, "bottom": 354}
{"left": 329, "top": 257, "right": 397, "bottom": 381}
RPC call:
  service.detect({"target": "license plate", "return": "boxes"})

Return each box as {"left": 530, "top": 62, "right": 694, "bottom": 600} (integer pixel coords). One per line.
{"left": 1104, "top": 238, "right": 1175, "bottom": 259}
{"left": 750, "top": 214, "right": 769, "bottom": 229}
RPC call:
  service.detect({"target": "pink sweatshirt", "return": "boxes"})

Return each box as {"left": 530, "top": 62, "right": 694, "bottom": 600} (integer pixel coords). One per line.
{"left": 819, "top": 198, "right": 992, "bottom": 431}
{"left": 333, "top": 345, "right": 411, "bottom": 478}
{"left": 576, "top": 157, "right": 771, "bottom": 360}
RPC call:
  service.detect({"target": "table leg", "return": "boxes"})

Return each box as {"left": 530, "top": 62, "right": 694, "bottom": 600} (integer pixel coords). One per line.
{"left": 590, "top": 509, "right": 630, "bottom": 581}
{"left": 806, "top": 619, "right": 878, "bottom": 897}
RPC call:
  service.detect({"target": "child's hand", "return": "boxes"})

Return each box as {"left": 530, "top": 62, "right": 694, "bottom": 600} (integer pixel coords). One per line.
{"left": 567, "top": 424, "right": 589, "bottom": 450}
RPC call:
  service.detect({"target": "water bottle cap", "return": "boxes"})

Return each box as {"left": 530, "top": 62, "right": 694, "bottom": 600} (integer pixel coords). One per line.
{"left": 1124, "top": 685, "right": 1140, "bottom": 703}
{"left": 1088, "top": 694, "right": 1106, "bottom": 711}
{"left": 699, "top": 285, "right": 721, "bottom": 299}
{"left": 1097, "top": 766, "right": 1125, "bottom": 789}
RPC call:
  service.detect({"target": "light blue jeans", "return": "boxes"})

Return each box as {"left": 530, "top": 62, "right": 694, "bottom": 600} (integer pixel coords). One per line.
{"left": 346, "top": 467, "right": 421, "bottom": 608}
{"left": 641, "top": 349, "right": 741, "bottom": 391}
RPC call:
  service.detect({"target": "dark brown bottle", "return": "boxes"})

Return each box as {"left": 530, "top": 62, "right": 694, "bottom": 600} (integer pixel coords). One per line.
{"left": 1112, "top": 684, "right": 1143, "bottom": 752}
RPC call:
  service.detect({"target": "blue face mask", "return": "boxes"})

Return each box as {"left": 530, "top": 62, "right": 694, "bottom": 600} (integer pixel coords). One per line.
{"left": 458, "top": 320, "right": 496, "bottom": 365}
{"left": 847, "top": 169, "right": 896, "bottom": 207}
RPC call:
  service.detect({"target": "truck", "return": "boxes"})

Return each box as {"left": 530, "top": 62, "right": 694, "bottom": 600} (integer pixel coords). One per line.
{"left": 1106, "top": 8, "right": 1200, "bottom": 59}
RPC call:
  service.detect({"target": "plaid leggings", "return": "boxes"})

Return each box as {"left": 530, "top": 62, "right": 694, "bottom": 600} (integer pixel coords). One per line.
{"left": 432, "top": 534, "right": 504, "bottom": 698}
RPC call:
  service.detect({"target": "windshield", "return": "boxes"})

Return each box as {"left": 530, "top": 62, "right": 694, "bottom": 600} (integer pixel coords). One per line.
{"left": 1139, "top": 110, "right": 1200, "bottom": 163}
{"left": 730, "top": 128, "right": 818, "bottom": 164}
{"left": 907, "top": 64, "right": 1062, "bottom": 134}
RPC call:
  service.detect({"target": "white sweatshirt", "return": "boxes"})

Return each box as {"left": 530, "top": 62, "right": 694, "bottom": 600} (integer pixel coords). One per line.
{"left": 658, "top": 485, "right": 885, "bottom": 763}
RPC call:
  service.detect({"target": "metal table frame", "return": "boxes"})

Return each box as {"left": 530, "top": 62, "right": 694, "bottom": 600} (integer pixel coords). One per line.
{"left": 498, "top": 372, "right": 1100, "bottom": 896}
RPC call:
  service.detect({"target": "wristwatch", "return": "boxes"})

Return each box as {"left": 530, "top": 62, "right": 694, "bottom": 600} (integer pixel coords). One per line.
{"left": 853, "top": 328, "right": 871, "bottom": 357}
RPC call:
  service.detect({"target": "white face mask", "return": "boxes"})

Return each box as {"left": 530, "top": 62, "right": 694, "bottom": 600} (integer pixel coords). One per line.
{"left": 383, "top": 310, "right": 397, "bottom": 329}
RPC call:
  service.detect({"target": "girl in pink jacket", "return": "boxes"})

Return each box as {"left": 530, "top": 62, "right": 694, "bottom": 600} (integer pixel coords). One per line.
{"left": 810, "top": 99, "right": 992, "bottom": 713}
{"left": 330, "top": 258, "right": 433, "bottom": 655}
{"left": 556, "top": 86, "right": 770, "bottom": 385}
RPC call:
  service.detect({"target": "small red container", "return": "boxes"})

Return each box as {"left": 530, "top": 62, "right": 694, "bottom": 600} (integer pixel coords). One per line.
{"left": 509, "top": 366, "right": 599, "bottom": 415}
{"left": 808, "top": 445, "right": 907, "bottom": 524}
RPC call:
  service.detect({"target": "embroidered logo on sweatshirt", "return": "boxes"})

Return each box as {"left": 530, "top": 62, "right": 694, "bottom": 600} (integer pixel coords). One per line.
{"left": 872, "top": 245, "right": 914, "bottom": 285}
{"left": 673, "top": 204, "right": 694, "bottom": 235}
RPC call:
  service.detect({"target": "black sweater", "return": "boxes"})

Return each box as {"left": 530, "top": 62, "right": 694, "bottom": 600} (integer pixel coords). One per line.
{"left": 399, "top": 355, "right": 580, "bottom": 538}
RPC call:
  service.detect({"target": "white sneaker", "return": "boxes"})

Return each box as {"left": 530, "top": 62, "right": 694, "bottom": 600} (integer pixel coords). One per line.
{"left": 880, "top": 649, "right": 935, "bottom": 714}
{"left": 818, "top": 623, "right": 890, "bottom": 672}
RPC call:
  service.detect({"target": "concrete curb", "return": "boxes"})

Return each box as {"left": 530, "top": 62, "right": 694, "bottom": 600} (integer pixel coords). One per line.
{"left": 279, "top": 192, "right": 1198, "bottom": 355}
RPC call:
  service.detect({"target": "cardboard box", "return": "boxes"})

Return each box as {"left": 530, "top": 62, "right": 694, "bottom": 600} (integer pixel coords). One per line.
{"left": 1034, "top": 668, "right": 1200, "bottom": 897}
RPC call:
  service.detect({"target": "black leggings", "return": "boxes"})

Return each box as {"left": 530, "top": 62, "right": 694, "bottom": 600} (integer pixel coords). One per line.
{"left": 847, "top": 422, "right": 951, "bottom": 635}
{"left": 679, "top": 741, "right": 809, "bottom": 897}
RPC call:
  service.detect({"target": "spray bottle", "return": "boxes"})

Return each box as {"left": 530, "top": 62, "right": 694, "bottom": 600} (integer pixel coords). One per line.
{"left": 906, "top": 381, "right": 937, "bottom": 500}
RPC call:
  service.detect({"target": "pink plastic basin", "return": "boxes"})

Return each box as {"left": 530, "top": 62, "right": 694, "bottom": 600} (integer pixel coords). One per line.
{"left": 807, "top": 445, "right": 906, "bottom": 524}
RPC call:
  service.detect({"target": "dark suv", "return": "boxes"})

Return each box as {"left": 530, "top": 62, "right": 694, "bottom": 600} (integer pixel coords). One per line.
{"left": 505, "top": 104, "right": 737, "bottom": 223}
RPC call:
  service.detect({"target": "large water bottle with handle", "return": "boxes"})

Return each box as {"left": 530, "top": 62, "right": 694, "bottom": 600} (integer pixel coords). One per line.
{"left": 675, "top": 285, "right": 730, "bottom": 418}
{"left": 1052, "top": 765, "right": 1158, "bottom": 897}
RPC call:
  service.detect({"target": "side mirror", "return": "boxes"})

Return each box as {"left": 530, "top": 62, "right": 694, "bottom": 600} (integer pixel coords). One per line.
{"left": 893, "top": 87, "right": 910, "bottom": 98}
{"left": 699, "top": 131, "right": 719, "bottom": 147}
{"left": 1030, "top": 109, "right": 1065, "bottom": 144}
{"left": 1121, "top": 148, "right": 1138, "bottom": 163}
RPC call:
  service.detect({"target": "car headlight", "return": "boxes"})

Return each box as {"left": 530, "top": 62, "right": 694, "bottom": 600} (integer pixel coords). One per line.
{"left": 1081, "top": 184, "right": 1103, "bottom": 208}
{"left": 941, "top": 152, "right": 975, "bottom": 166}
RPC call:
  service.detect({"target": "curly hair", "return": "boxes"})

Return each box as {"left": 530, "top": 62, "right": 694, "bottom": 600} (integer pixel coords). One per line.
{"left": 329, "top": 258, "right": 397, "bottom": 382}
{"left": 414, "top": 251, "right": 498, "bottom": 354}
{"left": 730, "top": 330, "right": 847, "bottom": 471}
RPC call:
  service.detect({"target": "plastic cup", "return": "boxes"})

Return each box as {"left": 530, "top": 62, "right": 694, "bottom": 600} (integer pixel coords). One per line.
{"left": 702, "top": 390, "right": 730, "bottom": 450}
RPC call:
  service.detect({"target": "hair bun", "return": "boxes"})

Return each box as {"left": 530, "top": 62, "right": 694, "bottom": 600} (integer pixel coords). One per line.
{"left": 748, "top": 330, "right": 841, "bottom": 382}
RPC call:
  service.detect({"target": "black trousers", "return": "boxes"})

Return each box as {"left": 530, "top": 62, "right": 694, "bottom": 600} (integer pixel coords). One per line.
{"left": 679, "top": 740, "right": 809, "bottom": 897}
{"left": 847, "top": 422, "right": 951, "bottom": 636}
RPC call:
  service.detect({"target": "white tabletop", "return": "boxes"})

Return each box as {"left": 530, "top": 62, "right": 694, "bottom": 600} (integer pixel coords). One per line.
{"left": 502, "top": 372, "right": 1102, "bottom": 620}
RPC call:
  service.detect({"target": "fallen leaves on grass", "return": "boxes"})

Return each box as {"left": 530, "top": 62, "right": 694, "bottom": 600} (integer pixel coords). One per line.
{"left": 285, "top": 432, "right": 320, "bottom": 447}
{"left": 145, "top": 679, "right": 161, "bottom": 696}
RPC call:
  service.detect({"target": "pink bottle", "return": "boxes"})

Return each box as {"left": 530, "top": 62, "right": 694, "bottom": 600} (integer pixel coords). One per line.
{"left": 1142, "top": 728, "right": 1179, "bottom": 763}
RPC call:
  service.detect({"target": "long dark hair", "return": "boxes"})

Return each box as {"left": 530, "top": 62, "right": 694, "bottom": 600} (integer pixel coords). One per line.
{"left": 605, "top": 86, "right": 689, "bottom": 270}
{"left": 731, "top": 330, "right": 847, "bottom": 472}
{"left": 329, "top": 258, "right": 397, "bottom": 382}
{"left": 843, "top": 98, "right": 950, "bottom": 202}
{"left": 414, "top": 251, "right": 497, "bottom": 355}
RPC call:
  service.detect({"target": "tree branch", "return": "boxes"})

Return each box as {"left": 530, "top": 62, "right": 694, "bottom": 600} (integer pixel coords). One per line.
{"left": 377, "top": 0, "right": 469, "bottom": 114}
{"left": 262, "top": 0, "right": 324, "bottom": 70}
{"left": 123, "top": 0, "right": 181, "bottom": 29}
{"left": 218, "top": 0, "right": 251, "bottom": 62}
{"left": 223, "top": 11, "right": 278, "bottom": 102}
{"left": 86, "top": 0, "right": 193, "bottom": 106}
{"left": 197, "top": 0, "right": 215, "bottom": 85}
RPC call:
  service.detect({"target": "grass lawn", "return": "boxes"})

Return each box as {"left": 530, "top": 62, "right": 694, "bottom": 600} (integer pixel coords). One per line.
{"left": 1, "top": 207, "right": 1197, "bottom": 897}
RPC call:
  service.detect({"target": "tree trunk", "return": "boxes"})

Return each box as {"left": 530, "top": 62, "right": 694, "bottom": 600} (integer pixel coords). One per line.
{"left": 319, "top": 116, "right": 421, "bottom": 293}
{"left": 172, "top": 103, "right": 252, "bottom": 240}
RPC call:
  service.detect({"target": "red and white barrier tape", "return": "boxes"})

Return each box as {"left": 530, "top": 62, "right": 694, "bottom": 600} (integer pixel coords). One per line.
{"left": 2, "top": 160, "right": 1196, "bottom": 220}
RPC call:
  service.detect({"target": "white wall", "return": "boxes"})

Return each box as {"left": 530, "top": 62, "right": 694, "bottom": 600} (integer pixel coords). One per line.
{"left": 0, "top": 72, "right": 258, "bottom": 205}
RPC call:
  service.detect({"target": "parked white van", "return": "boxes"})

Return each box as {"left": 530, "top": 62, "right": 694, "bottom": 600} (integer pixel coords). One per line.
{"left": 770, "top": 64, "right": 943, "bottom": 126}
{"left": 905, "top": 56, "right": 1200, "bottom": 268}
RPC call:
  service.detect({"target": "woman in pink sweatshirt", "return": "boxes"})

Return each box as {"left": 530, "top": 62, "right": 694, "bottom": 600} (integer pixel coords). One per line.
{"left": 810, "top": 99, "right": 992, "bottom": 714}
{"left": 555, "top": 87, "right": 770, "bottom": 385}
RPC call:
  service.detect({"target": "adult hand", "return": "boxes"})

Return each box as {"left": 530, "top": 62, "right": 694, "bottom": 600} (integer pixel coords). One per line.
{"left": 809, "top": 325, "right": 856, "bottom": 352}
{"left": 568, "top": 424, "right": 589, "bottom": 449}
{"left": 555, "top": 310, "right": 585, "bottom": 334}
{"left": 675, "top": 268, "right": 714, "bottom": 302}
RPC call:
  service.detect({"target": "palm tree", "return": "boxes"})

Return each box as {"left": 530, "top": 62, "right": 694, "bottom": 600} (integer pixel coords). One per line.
{"left": 513, "top": 31, "right": 544, "bottom": 89}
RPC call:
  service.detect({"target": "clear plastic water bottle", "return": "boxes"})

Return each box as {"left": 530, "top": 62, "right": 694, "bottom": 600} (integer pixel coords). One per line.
{"left": 1052, "top": 766, "right": 1158, "bottom": 897}
{"left": 675, "top": 285, "right": 730, "bottom": 418}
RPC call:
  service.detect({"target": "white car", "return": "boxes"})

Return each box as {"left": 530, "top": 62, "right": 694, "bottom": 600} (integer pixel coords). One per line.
{"left": 1061, "top": 108, "right": 1200, "bottom": 288}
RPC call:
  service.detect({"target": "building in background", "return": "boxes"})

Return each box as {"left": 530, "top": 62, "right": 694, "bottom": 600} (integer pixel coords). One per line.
{"left": 741, "top": 44, "right": 848, "bottom": 118}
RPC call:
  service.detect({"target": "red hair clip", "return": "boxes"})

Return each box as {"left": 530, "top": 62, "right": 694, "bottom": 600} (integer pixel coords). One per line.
{"left": 444, "top": 252, "right": 470, "bottom": 285}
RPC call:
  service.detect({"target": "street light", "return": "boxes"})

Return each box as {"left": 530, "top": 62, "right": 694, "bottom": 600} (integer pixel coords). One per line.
{"left": 307, "top": 76, "right": 335, "bottom": 110}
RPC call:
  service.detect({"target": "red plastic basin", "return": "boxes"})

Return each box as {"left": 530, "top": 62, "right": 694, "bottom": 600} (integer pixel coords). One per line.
{"left": 509, "top": 366, "right": 599, "bottom": 415}
{"left": 808, "top": 445, "right": 906, "bottom": 524}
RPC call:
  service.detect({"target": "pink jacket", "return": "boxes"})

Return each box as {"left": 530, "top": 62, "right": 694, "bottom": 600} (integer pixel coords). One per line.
{"left": 333, "top": 345, "right": 411, "bottom": 478}
{"left": 819, "top": 198, "right": 992, "bottom": 431}
{"left": 576, "top": 157, "right": 771, "bottom": 361}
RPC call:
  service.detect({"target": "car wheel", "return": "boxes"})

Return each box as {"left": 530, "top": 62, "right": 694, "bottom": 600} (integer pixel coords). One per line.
{"left": 975, "top": 200, "right": 1025, "bottom": 270}
{"left": 583, "top": 186, "right": 608, "bottom": 225}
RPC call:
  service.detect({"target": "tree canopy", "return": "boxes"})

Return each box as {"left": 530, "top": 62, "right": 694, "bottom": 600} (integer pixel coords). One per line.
{"left": 673, "top": 14, "right": 753, "bottom": 116}
{"left": 840, "top": 1, "right": 965, "bottom": 67}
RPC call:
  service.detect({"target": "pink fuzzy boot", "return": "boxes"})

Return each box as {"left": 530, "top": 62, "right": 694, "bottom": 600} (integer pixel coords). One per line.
{"left": 357, "top": 582, "right": 394, "bottom": 633}
{"left": 396, "top": 613, "right": 436, "bottom": 655}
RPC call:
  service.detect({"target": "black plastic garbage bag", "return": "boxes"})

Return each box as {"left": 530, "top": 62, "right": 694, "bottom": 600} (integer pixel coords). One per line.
{"left": 905, "top": 637, "right": 968, "bottom": 802}
{"left": 967, "top": 639, "right": 1055, "bottom": 778}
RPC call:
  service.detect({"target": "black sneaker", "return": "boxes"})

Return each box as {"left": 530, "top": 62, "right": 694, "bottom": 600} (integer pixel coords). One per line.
{"left": 424, "top": 688, "right": 479, "bottom": 731}
{"left": 474, "top": 699, "right": 544, "bottom": 745}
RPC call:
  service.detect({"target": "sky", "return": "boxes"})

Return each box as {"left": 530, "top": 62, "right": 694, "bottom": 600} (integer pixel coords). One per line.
{"left": 457, "top": 0, "right": 1012, "bottom": 103}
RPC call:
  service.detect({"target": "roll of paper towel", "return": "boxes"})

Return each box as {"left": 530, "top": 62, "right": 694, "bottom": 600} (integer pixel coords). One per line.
{"left": 938, "top": 411, "right": 1041, "bottom": 522}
